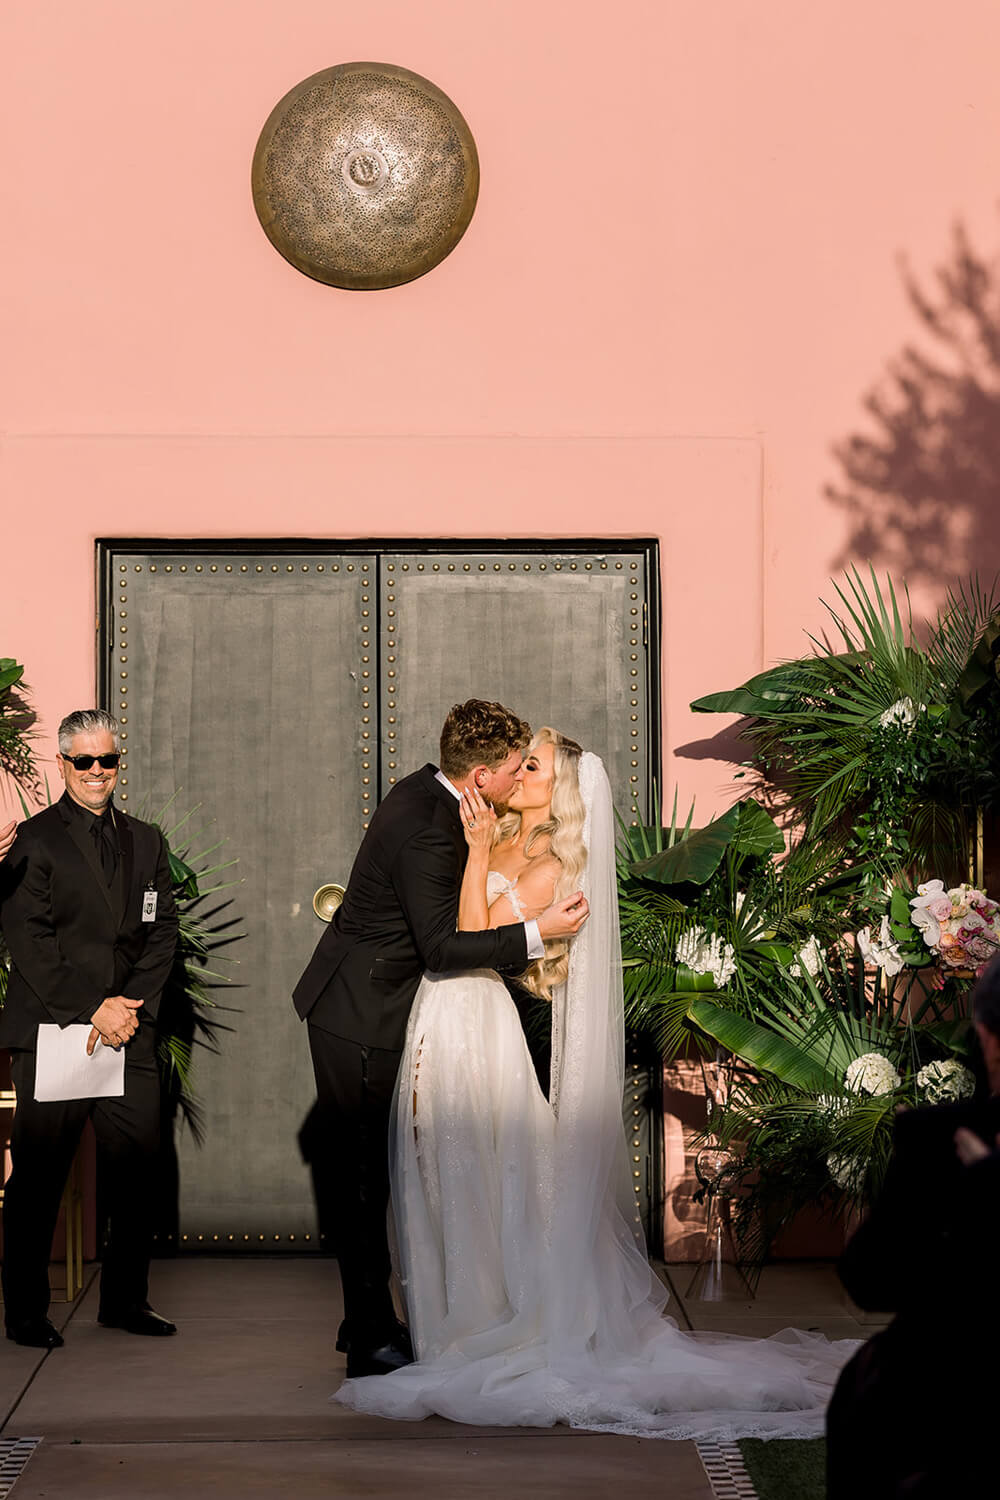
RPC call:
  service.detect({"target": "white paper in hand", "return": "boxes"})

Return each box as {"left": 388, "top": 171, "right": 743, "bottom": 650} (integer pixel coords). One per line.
{"left": 34, "top": 1024, "right": 126, "bottom": 1102}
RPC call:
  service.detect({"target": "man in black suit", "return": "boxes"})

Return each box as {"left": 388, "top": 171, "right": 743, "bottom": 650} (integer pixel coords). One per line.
{"left": 828, "top": 960, "right": 1000, "bottom": 1499}
{"left": 294, "top": 699, "right": 589, "bottom": 1377}
{"left": 0, "top": 710, "right": 178, "bottom": 1348}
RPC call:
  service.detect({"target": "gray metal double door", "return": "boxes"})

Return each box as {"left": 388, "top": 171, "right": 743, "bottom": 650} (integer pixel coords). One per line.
{"left": 100, "top": 542, "right": 659, "bottom": 1251}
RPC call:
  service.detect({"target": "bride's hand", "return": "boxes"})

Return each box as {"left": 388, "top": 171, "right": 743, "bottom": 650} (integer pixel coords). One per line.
{"left": 460, "top": 787, "right": 496, "bottom": 851}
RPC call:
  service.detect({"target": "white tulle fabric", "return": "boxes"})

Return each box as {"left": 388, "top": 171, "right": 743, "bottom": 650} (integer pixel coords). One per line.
{"left": 335, "top": 756, "right": 857, "bottom": 1438}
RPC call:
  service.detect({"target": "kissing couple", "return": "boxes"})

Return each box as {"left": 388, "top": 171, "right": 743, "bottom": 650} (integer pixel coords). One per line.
{"left": 294, "top": 700, "right": 855, "bottom": 1439}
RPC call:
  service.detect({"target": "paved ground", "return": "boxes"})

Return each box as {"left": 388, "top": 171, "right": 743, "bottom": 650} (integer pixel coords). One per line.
{"left": 0, "top": 1257, "right": 880, "bottom": 1498}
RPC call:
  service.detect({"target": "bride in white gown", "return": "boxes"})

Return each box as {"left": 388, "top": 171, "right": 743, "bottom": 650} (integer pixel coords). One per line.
{"left": 335, "top": 730, "right": 856, "bottom": 1439}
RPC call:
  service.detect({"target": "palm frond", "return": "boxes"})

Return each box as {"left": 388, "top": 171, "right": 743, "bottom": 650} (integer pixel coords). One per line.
{"left": 625, "top": 989, "right": 714, "bottom": 1060}
{"left": 925, "top": 574, "right": 1000, "bottom": 689}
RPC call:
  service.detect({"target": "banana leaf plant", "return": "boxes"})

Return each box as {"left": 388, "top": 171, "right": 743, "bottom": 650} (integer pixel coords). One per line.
{"left": 617, "top": 792, "right": 843, "bottom": 1059}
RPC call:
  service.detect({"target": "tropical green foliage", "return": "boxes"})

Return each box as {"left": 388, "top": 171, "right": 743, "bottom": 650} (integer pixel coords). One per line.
{"left": 619, "top": 792, "right": 852, "bottom": 1061}
{"left": 0, "top": 659, "right": 37, "bottom": 797}
{"left": 140, "top": 796, "right": 243, "bottom": 1141}
{"left": 620, "top": 568, "right": 1000, "bottom": 1268}
{"left": 691, "top": 566, "right": 1000, "bottom": 890}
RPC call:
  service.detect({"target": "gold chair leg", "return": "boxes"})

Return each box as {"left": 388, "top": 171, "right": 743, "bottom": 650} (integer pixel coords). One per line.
{"left": 59, "top": 1150, "right": 85, "bottom": 1302}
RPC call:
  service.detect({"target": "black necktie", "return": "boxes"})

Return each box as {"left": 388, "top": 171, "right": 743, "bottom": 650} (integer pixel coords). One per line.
{"left": 92, "top": 811, "right": 118, "bottom": 884}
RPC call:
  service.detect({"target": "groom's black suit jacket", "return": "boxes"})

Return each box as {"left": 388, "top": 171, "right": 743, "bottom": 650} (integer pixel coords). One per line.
{"left": 293, "top": 764, "right": 529, "bottom": 1052}
{"left": 0, "top": 795, "right": 178, "bottom": 1055}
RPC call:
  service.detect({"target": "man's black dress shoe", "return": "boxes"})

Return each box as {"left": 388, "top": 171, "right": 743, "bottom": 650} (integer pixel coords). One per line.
{"left": 346, "top": 1333, "right": 414, "bottom": 1378}
{"left": 338, "top": 1317, "right": 412, "bottom": 1359}
{"left": 99, "top": 1307, "right": 177, "bottom": 1337}
{"left": 6, "top": 1317, "right": 64, "bottom": 1349}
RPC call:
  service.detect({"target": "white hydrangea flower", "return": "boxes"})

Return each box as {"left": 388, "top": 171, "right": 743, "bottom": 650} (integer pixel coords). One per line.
{"left": 675, "top": 925, "right": 737, "bottom": 987}
{"left": 845, "top": 1052, "right": 902, "bottom": 1096}
{"left": 790, "top": 934, "right": 823, "bottom": 978}
{"left": 826, "top": 1152, "right": 864, "bottom": 1193}
{"left": 916, "top": 1059, "right": 976, "bottom": 1104}
{"left": 878, "top": 697, "right": 918, "bottom": 730}
{"left": 856, "top": 916, "right": 906, "bottom": 977}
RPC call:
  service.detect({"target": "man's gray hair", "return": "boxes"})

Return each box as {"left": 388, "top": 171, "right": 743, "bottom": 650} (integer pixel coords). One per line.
{"left": 58, "top": 709, "right": 121, "bottom": 753}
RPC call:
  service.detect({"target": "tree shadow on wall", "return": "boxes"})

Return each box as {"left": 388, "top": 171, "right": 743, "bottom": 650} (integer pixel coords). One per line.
{"left": 827, "top": 221, "right": 1000, "bottom": 597}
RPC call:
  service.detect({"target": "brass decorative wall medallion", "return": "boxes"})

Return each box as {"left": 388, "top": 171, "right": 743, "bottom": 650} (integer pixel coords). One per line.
{"left": 252, "top": 62, "right": 480, "bottom": 290}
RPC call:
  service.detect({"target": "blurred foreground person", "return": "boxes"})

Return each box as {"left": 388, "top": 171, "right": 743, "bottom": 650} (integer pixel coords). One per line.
{"left": 828, "top": 957, "right": 1000, "bottom": 1499}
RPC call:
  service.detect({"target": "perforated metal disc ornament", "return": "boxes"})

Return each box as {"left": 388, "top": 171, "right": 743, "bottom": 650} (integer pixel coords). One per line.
{"left": 252, "top": 62, "right": 480, "bottom": 290}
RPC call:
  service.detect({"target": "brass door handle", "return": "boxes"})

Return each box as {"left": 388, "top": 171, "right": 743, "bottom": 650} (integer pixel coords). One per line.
{"left": 312, "top": 883, "right": 346, "bottom": 922}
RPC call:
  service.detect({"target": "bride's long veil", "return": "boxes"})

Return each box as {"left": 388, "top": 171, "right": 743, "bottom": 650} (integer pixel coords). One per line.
{"left": 547, "top": 753, "right": 668, "bottom": 1362}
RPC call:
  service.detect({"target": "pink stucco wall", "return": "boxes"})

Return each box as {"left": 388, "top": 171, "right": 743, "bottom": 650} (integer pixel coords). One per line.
{"left": 3, "top": 0, "right": 999, "bottom": 799}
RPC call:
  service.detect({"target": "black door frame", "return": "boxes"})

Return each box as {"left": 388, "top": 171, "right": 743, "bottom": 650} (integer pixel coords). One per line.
{"left": 96, "top": 536, "right": 664, "bottom": 1251}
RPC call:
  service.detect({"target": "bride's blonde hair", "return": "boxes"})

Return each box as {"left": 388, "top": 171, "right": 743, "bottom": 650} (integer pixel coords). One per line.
{"left": 495, "top": 727, "right": 586, "bottom": 999}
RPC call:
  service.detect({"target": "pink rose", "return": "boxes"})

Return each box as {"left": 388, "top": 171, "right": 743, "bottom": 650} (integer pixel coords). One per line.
{"left": 928, "top": 897, "right": 953, "bottom": 921}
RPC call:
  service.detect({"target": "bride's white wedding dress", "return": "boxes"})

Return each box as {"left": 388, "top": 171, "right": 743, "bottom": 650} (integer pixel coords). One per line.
{"left": 335, "top": 758, "right": 856, "bottom": 1439}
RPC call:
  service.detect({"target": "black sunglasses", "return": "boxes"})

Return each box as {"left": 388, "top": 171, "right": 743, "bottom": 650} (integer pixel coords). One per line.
{"left": 62, "top": 753, "right": 121, "bottom": 770}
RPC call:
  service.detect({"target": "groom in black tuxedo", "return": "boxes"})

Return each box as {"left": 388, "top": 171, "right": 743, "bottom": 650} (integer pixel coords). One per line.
{"left": 828, "top": 960, "right": 1000, "bottom": 1499}
{"left": 0, "top": 709, "right": 178, "bottom": 1348}
{"left": 294, "top": 699, "right": 589, "bottom": 1376}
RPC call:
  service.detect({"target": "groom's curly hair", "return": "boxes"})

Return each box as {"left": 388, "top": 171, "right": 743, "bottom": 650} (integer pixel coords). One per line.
{"left": 439, "top": 699, "right": 531, "bottom": 777}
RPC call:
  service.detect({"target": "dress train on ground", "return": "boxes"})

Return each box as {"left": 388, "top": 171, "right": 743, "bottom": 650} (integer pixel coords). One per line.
{"left": 335, "top": 963, "right": 855, "bottom": 1440}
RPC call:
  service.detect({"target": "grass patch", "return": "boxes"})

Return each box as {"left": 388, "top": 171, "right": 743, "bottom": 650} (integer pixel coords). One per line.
{"left": 737, "top": 1437, "right": 826, "bottom": 1500}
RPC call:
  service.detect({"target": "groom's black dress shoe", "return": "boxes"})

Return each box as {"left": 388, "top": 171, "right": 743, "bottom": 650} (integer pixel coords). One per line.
{"left": 99, "top": 1306, "right": 177, "bottom": 1337}
{"left": 346, "top": 1330, "right": 414, "bottom": 1378}
{"left": 5, "top": 1317, "right": 63, "bottom": 1349}
{"left": 338, "top": 1317, "right": 412, "bottom": 1359}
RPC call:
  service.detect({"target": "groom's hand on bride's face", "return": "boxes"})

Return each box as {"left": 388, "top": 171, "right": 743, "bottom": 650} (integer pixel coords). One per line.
{"left": 537, "top": 893, "right": 589, "bottom": 940}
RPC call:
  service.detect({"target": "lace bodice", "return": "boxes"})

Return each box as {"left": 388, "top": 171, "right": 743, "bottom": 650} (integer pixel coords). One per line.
{"left": 486, "top": 870, "right": 525, "bottom": 921}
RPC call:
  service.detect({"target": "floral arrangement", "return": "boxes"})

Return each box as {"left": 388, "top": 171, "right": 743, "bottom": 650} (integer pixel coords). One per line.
{"left": 909, "top": 880, "right": 1000, "bottom": 973}
{"left": 620, "top": 568, "right": 1000, "bottom": 1266}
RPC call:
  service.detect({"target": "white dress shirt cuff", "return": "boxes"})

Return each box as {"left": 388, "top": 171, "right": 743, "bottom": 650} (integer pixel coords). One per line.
{"left": 524, "top": 920, "right": 544, "bottom": 961}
